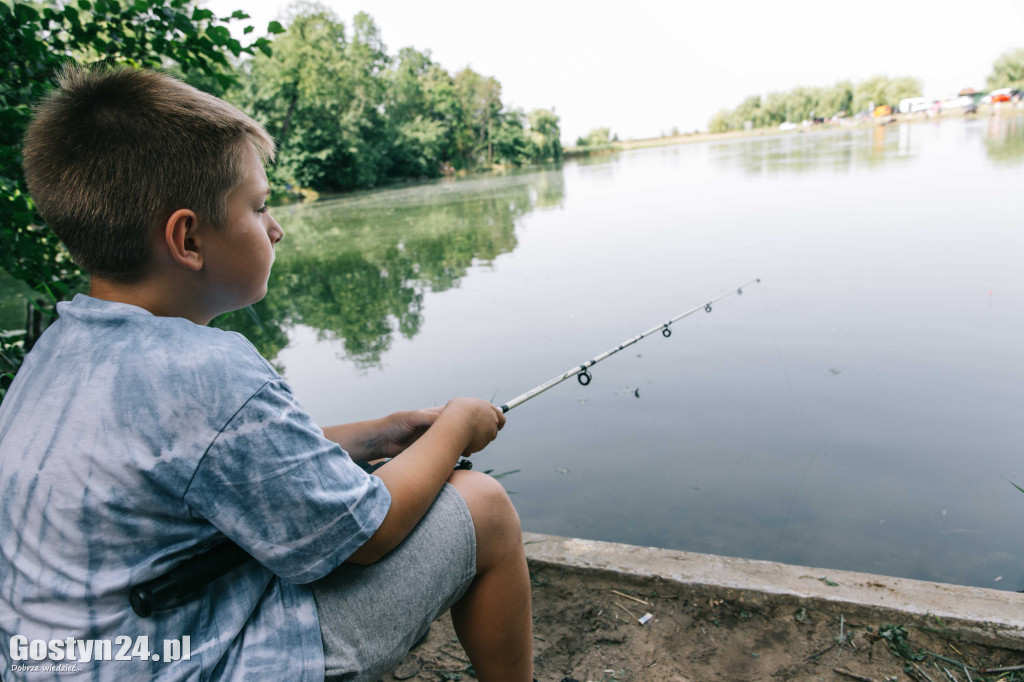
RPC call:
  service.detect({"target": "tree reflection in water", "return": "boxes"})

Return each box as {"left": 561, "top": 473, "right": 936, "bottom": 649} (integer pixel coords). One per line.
{"left": 214, "top": 168, "right": 565, "bottom": 369}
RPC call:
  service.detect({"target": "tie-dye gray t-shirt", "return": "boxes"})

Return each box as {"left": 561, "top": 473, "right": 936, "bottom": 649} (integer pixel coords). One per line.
{"left": 0, "top": 295, "right": 391, "bottom": 681}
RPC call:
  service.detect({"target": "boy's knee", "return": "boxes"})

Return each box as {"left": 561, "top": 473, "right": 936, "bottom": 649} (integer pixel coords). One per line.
{"left": 447, "top": 470, "right": 522, "bottom": 554}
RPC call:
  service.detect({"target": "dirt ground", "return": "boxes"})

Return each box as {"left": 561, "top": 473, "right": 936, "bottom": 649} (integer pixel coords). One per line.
{"left": 383, "top": 563, "right": 1023, "bottom": 682}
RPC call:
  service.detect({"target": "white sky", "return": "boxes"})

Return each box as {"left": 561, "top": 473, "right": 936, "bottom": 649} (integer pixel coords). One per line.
{"left": 208, "top": 0, "right": 1024, "bottom": 143}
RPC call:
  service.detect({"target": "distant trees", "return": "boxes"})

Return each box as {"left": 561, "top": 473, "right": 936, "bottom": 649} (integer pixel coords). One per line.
{"left": 851, "top": 75, "right": 921, "bottom": 115}
{"left": 987, "top": 48, "right": 1024, "bottom": 90}
{"left": 527, "top": 108, "right": 563, "bottom": 161}
{"left": 237, "top": 4, "right": 561, "bottom": 193}
{"left": 708, "top": 76, "right": 922, "bottom": 133}
{"left": 575, "top": 127, "right": 616, "bottom": 147}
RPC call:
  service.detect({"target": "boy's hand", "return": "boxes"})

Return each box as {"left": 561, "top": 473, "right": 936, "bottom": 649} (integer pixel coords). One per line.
{"left": 372, "top": 407, "right": 443, "bottom": 457}
{"left": 348, "top": 398, "right": 506, "bottom": 564}
{"left": 322, "top": 400, "right": 504, "bottom": 462}
{"left": 321, "top": 408, "right": 442, "bottom": 460}
{"left": 442, "top": 397, "right": 506, "bottom": 456}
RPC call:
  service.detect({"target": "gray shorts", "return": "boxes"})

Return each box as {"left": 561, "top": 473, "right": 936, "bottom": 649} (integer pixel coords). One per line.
{"left": 311, "top": 483, "right": 477, "bottom": 681}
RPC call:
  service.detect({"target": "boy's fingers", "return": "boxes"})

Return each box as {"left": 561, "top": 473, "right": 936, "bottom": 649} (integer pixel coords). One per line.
{"left": 412, "top": 407, "right": 443, "bottom": 426}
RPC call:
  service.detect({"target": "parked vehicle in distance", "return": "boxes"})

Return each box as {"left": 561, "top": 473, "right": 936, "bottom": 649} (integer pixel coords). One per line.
{"left": 985, "top": 88, "right": 1014, "bottom": 103}
{"left": 898, "top": 97, "right": 932, "bottom": 114}
{"left": 941, "top": 95, "right": 975, "bottom": 110}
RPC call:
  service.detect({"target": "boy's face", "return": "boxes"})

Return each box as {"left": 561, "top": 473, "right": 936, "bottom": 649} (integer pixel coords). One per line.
{"left": 200, "top": 144, "right": 283, "bottom": 314}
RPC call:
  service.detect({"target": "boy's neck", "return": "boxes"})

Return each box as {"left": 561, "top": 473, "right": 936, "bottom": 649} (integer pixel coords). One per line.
{"left": 90, "top": 275, "right": 214, "bottom": 326}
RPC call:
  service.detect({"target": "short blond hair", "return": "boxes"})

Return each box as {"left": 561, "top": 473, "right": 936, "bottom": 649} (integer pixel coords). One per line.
{"left": 23, "top": 65, "right": 275, "bottom": 279}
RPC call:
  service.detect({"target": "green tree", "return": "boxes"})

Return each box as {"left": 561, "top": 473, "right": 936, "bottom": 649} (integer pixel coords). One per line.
{"left": 239, "top": 5, "right": 556, "bottom": 187}
{"left": 334, "top": 11, "right": 390, "bottom": 187}
{"left": 527, "top": 108, "right": 562, "bottom": 161}
{"left": 453, "top": 68, "right": 503, "bottom": 166}
{"left": 708, "top": 108, "right": 734, "bottom": 133}
{"left": 242, "top": 5, "right": 396, "bottom": 190}
{"left": 778, "top": 86, "right": 821, "bottom": 123}
{"left": 734, "top": 94, "right": 777, "bottom": 128}
{"left": 852, "top": 75, "right": 921, "bottom": 113}
{"left": 0, "top": 0, "right": 278, "bottom": 401}
{"left": 818, "top": 80, "right": 854, "bottom": 118}
{"left": 987, "top": 48, "right": 1024, "bottom": 90}
{"left": 576, "top": 127, "right": 613, "bottom": 147}
{"left": 240, "top": 3, "right": 361, "bottom": 190}
{"left": 384, "top": 47, "right": 453, "bottom": 178}
{"left": 490, "top": 109, "right": 536, "bottom": 166}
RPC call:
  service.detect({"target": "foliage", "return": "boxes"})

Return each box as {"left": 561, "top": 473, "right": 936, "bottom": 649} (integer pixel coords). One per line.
{"left": 817, "top": 80, "right": 854, "bottom": 121}
{"left": 238, "top": 5, "right": 380, "bottom": 190}
{"left": 987, "top": 48, "right": 1024, "bottom": 90}
{"left": 708, "top": 108, "right": 733, "bottom": 134}
{"left": 575, "top": 127, "right": 614, "bottom": 147}
{"left": 385, "top": 47, "right": 454, "bottom": 177}
{"left": 238, "top": 5, "right": 561, "bottom": 192}
{"left": 850, "top": 75, "right": 921, "bottom": 115}
{"left": 452, "top": 67, "right": 503, "bottom": 167}
{"left": 708, "top": 76, "right": 921, "bottom": 132}
{"left": 527, "top": 108, "right": 562, "bottom": 162}
{"left": 0, "top": 0, "right": 279, "bottom": 401}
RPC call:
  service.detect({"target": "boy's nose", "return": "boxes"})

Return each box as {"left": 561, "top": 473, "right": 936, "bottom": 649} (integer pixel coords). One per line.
{"left": 269, "top": 217, "right": 283, "bottom": 244}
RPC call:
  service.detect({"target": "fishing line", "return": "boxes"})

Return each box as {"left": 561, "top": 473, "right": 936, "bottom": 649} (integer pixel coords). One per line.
{"left": 498, "top": 278, "right": 762, "bottom": 413}
{"left": 757, "top": 286, "right": 831, "bottom": 555}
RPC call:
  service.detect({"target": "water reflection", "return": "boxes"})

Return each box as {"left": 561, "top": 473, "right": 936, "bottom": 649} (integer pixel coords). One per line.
{"left": 982, "top": 112, "right": 1024, "bottom": 165}
{"left": 215, "top": 168, "right": 565, "bottom": 367}
{"left": 708, "top": 115, "right": 1024, "bottom": 176}
{"left": 708, "top": 124, "right": 916, "bottom": 175}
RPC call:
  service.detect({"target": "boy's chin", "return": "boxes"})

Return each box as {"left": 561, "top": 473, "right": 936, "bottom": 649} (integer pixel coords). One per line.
{"left": 243, "top": 287, "right": 269, "bottom": 309}
{"left": 216, "top": 286, "right": 269, "bottom": 318}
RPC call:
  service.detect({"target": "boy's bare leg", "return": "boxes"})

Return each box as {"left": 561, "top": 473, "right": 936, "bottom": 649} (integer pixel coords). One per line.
{"left": 447, "top": 470, "right": 534, "bottom": 682}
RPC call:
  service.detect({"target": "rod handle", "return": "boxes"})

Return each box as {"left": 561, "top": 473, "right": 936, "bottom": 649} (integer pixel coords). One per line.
{"left": 129, "top": 541, "right": 251, "bottom": 618}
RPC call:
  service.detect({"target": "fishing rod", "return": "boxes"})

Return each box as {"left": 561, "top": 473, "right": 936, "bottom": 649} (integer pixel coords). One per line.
{"left": 128, "top": 278, "right": 760, "bottom": 616}
{"left": 498, "top": 278, "right": 761, "bottom": 412}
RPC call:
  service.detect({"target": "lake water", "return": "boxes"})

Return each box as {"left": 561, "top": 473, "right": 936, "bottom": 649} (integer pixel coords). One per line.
{"left": 221, "top": 114, "right": 1024, "bottom": 590}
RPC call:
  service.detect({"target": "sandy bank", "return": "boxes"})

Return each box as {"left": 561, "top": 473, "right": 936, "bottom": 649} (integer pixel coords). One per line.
{"left": 387, "top": 533, "right": 1024, "bottom": 681}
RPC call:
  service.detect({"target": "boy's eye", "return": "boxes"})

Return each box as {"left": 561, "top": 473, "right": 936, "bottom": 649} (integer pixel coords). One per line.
{"left": 257, "top": 206, "right": 269, "bottom": 214}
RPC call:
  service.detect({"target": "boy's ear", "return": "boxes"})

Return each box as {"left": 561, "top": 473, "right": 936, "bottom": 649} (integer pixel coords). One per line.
{"left": 164, "top": 208, "right": 204, "bottom": 272}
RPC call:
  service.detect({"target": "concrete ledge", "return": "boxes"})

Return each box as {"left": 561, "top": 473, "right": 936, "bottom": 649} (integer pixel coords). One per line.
{"left": 523, "top": 532, "right": 1024, "bottom": 650}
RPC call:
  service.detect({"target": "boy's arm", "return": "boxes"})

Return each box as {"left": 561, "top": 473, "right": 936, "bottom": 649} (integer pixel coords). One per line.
{"left": 345, "top": 397, "right": 504, "bottom": 565}
{"left": 321, "top": 408, "right": 443, "bottom": 462}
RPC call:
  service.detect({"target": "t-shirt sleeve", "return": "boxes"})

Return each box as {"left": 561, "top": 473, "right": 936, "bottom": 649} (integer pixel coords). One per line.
{"left": 184, "top": 379, "right": 391, "bottom": 584}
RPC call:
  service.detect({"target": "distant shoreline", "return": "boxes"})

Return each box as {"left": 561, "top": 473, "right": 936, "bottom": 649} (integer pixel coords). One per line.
{"left": 563, "top": 101, "right": 1024, "bottom": 158}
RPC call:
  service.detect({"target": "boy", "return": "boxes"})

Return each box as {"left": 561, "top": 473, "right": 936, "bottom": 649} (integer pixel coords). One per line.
{"left": 0, "top": 65, "right": 533, "bottom": 681}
